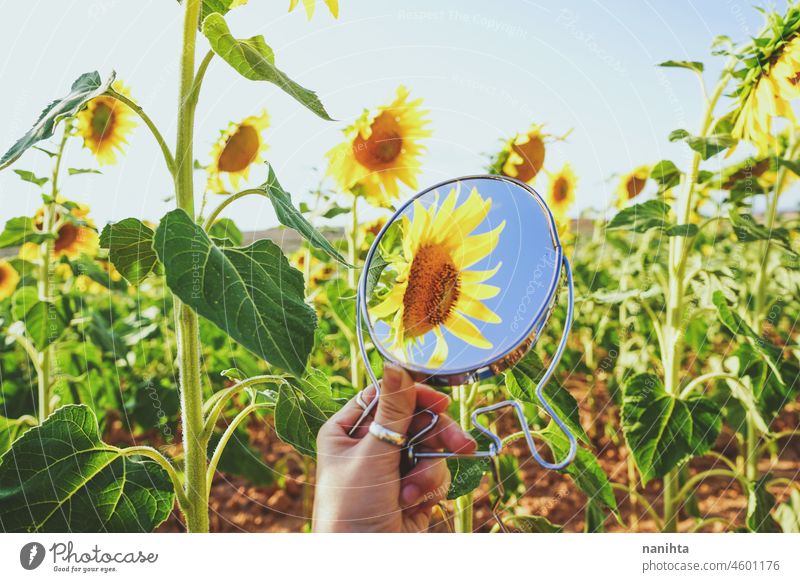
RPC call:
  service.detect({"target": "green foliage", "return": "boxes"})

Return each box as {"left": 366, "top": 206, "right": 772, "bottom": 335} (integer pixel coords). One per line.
{"left": 201, "top": 13, "right": 332, "bottom": 120}
{"left": 746, "top": 475, "right": 781, "bottom": 532}
{"left": 0, "top": 71, "right": 114, "bottom": 170}
{"left": 154, "top": 208, "right": 316, "bottom": 376}
{"left": 0, "top": 216, "right": 50, "bottom": 248}
{"left": 99, "top": 218, "right": 159, "bottom": 284}
{"left": 622, "top": 374, "right": 721, "bottom": 484}
{"left": 274, "top": 369, "right": 340, "bottom": 458}
{"left": 0, "top": 405, "right": 174, "bottom": 532}
{"left": 11, "top": 287, "right": 68, "bottom": 350}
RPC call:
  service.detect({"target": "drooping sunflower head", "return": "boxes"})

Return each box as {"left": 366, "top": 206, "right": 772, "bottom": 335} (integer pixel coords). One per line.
{"left": 207, "top": 110, "right": 270, "bottom": 194}
{"left": 369, "top": 186, "right": 504, "bottom": 366}
{"left": 288, "top": 0, "right": 338, "bottom": 19}
{"left": 730, "top": 6, "right": 800, "bottom": 152}
{"left": 615, "top": 165, "right": 651, "bottom": 208}
{"left": 326, "top": 86, "right": 431, "bottom": 208}
{"left": 547, "top": 163, "right": 577, "bottom": 217}
{"left": 76, "top": 80, "right": 137, "bottom": 165}
{"left": 492, "top": 125, "right": 552, "bottom": 184}
{"left": 0, "top": 260, "right": 20, "bottom": 301}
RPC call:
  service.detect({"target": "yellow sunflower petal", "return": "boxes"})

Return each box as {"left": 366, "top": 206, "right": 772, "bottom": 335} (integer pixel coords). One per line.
{"left": 444, "top": 311, "right": 492, "bottom": 349}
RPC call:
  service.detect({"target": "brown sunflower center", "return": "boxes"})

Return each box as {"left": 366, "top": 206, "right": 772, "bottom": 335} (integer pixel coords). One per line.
{"left": 552, "top": 176, "right": 570, "bottom": 202}
{"left": 402, "top": 244, "right": 460, "bottom": 339}
{"left": 789, "top": 71, "right": 800, "bottom": 86}
{"left": 218, "top": 124, "right": 260, "bottom": 173}
{"left": 54, "top": 223, "right": 80, "bottom": 253}
{"left": 91, "top": 102, "right": 116, "bottom": 142}
{"left": 626, "top": 175, "right": 646, "bottom": 200}
{"left": 508, "top": 136, "right": 545, "bottom": 182}
{"left": 0, "top": 266, "right": 7, "bottom": 286}
{"left": 353, "top": 112, "right": 403, "bottom": 169}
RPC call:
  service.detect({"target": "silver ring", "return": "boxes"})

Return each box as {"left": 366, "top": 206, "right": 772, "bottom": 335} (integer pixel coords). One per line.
{"left": 355, "top": 390, "right": 369, "bottom": 410}
{"left": 368, "top": 421, "right": 408, "bottom": 447}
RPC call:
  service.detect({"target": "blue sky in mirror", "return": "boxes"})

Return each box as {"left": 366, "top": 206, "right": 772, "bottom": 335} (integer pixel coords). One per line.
{"left": 369, "top": 177, "right": 561, "bottom": 373}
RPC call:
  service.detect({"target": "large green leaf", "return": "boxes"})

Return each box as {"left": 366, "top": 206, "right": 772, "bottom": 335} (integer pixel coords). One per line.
{"left": 274, "top": 368, "right": 340, "bottom": 458}
{"left": 0, "top": 216, "right": 50, "bottom": 249}
{"left": 539, "top": 422, "right": 621, "bottom": 519}
{"left": 154, "top": 208, "right": 316, "bottom": 376}
{"left": 622, "top": 374, "right": 721, "bottom": 484}
{"left": 0, "top": 71, "right": 114, "bottom": 170}
{"left": 0, "top": 415, "right": 34, "bottom": 457}
{"left": 729, "top": 211, "right": 796, "bottom": 255}
{"left": 11, "top": 287, "right": 67, "bottom": 351}
{"left": 503, "top": 351, "right": 589, "bottom": 444}
{"left": 746, "top": 475, "right": 781, "bottom": 532}
{"left": 0, "top": 405, "right": 174, "bottom": 532}
{"left": 607, "top": 200, "right": 670, "bottom": 234}
{"left": 261, "top": 165, "right": 348, "bottom": 265}
{"left": 99, "top": 218, "right": 158, "bottom": 284}
{"left": 202, "top": 13, "right": 332, "bottom": 120}
{"left": 669, "top": 128, "right": 736, "bottom": 160}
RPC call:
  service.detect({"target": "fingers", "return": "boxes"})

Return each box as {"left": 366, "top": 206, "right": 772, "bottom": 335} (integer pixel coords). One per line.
{"left": 407, "top": 412, "right": 476, "bottom": 454}
{"left": 399, "top": 458, "right": 451, "bottom": 509}
{"left": 373, "top": 363, "right": 417, "bottom": 434}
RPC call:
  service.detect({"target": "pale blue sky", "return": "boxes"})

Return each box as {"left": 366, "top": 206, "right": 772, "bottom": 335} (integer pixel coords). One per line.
{"left": 0, "top": 0, "right": 790, "bottom": 231}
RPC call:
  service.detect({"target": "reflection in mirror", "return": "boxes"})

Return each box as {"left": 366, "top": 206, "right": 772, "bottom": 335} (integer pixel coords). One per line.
{"left": 365, "top": 176, "right": 560, "bottom": 377}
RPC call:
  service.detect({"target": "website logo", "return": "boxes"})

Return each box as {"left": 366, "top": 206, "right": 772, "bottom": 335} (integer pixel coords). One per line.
{"left": 20, "top": 542, "right": 46, "bottom": 570}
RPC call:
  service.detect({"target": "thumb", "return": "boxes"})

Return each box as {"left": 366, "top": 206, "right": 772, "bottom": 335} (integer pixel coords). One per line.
{"left": 373, "top": 363, "right": 416, "bottom": 435}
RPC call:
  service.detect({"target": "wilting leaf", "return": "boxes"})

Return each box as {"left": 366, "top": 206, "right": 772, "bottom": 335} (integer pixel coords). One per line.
{"left": 607, "top": 200, "right": 670, "bottom": 233}
{"left": 154, "top": 209, "right": 316, "bottom": 375}
{"left": 11, "top": 287, "right": 67, "bottom": 351}
{"left": 99, "top": 218, "right": 158, "bottom": 284}
{"left": 13, "top": 169, "right": 48, "bottom": 187}
{"left": 746, "top": 475, "right": 781, "bottom": 532}
{"left": 202, "top": 13, "right": 332, "bottom": 120}
{"left": 0, "top": 71, "right": 115, "bottom": 170}
{"left": 0, "top": 216, "right": 50, "bottom": 249}
{"left": 729, "top": 211, "right": 795, "bottom": 255}
{"left": 274, "top": 368, "right": 340, "bottom": 457}
{"left": 659, "top": 60, "right": 704, "bottom": 73}
{"left": 261, "top": 165, "right": 348, "bottom": 264}
{"left": 540, "top": 422, "right": 621, "bottom": 519}
{"left": 622, "top": 374, "right": 721, "bottom": 484}
{"left": 504, "top": 351, "right": 589, "bottom": 444}
{"left": 0, "top": 405, "right": 174, "bottom": 532}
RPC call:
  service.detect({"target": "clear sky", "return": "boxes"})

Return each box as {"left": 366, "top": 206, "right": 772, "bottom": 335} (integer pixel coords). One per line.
{"left": 0, "top": 0, "right": 790, "bottom": 231}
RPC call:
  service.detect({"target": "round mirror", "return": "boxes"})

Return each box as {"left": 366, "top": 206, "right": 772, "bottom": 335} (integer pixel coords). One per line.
{"left": 361, "top": 175, "right": 564, "bottom": 385}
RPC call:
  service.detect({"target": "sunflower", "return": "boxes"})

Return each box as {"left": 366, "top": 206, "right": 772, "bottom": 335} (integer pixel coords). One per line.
{"left": 615, "top": 165, "right": 650, "bottom": 208}
{"left": 76, "top": 80, "right": 137, "bottom": 165}
{"left": 369, "top": 186, "right": 504, "bottom": 365}
{"left": 326, "top": 86, "right": 431, "bottom": 208}
{"left": 0, "top": 260, "right": 20, "bottom": 301}
{"left": 288, "top": 0, "right": 338, "bottom": 19}
{"left": 547, "top": 163, "right": 577, "bottom": 217}
{"left": 497, "top": 125, "right": 548, "bottom": 183}
{"left": 207, "top": 111, "right": 270, "bottom": 194}
{"left": 29, "top": 204, "right": 99, "bottom": 260}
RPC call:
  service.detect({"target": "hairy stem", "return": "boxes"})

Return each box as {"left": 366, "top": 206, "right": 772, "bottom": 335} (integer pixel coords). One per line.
{"left": 122, "top": 446, "right": 189, "bottom": 510}
{"left": 346, "top": 200, "right": 361, "bottom": 388}
{"left": 453, "top": 384, "right": 474, "bottom": 533}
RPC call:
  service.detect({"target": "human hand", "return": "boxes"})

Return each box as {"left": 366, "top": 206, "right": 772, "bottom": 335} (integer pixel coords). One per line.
{"left": 312, "top": 363, "right": 476, "bottom": 532}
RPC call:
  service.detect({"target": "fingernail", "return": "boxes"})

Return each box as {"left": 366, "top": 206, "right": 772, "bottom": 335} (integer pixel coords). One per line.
{"left": 400, "top": 483, "right": 421, "bottom": 507}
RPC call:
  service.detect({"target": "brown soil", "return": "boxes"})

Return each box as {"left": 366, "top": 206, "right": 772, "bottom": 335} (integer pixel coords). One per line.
{"left": 127, "top": 376, "right": 799, "bottom": 533}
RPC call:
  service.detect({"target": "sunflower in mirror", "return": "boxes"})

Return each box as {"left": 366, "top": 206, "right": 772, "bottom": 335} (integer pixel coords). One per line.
{"left": 369, "top": 186, "right": 504, "bottom": 366}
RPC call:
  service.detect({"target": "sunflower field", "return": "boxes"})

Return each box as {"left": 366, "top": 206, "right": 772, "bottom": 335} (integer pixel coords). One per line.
{"left": 0, "top": 0, "right": 799, "bottom": 534}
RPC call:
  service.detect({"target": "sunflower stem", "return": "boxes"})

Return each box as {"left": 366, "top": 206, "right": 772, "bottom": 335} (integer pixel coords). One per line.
{"left": 453, "top": 384, "right": 474, "bottom": 533}
{"left": 105, "top": 88, "right": 176, "bottom": 176}
{"left": 203, "top": 188, "right": 264, "bottom": 231}
{"left": 175, "top": 0, "right": 209, "bottom": 534}
{"left": 346, "top": 199, "right": 362, "bottom": 389}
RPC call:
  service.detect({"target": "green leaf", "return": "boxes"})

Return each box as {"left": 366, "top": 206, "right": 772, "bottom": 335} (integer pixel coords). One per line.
{"left": 0, "top": 415, "right": 34, "bottom": 457}
{"left": 506, "top": 514, "right": 563, "bottom": 533}
{"left": 665, "top": 223, "right": 699, "bottom": 237}
{"left": 621, "top": 374, "right": 721, "bottom": 484}
{"left": 202, "top": 13, "right": 332, "bottom": 120}
{"left": 504, "top": 350, "right": 589, "bottom": 444}
{"left": 669, "top": 128, "right": 736, "bottom": 160}
{"left": 0, "top": 216, "right": 49, "bottom": 249}
{"left": 261, "top": 165, "right": 348, "bottom": 265}
{"left": 712, "top": 291, "right": 784, "bottom": 383}
{"left": 746, "top": 475, "right": 781, "bottom": 532}
{"left": 13, "top": 169, "right": 48, "bottom": 187}
{"left": 220, "top": 367, "right": 245, "bottom": 381}
{"left": 99, "top": 218, "right": 158, "bottom": 285}
{"left": 366, "top": 249, "right": 389, "bottom": 297}
{"left": 0, "top": 71, "right": 115, "bottom": 170}
{"left": 775, "top": 489, "right": 800, "bottom": 533}
{"left": 583, "top": 499, "right": 606, "bottom": 532}
{"left": 154, "top": 209, "right": 316, "bottom": 376}
{"left": 650, "top": 160, "right": 681, "bottom": 191}
{"left": 607, "top": 200, "right": 670, "bottom": 233}
{"left": 0, "top": 405, "right": 174, "bottom": 532}
{"left": 67, "top": 168, "right": 102, "bottom": 176}
{"left": 447, "top": 454, "right": 491, "bottom": 500}
{"left": 729, "top": 211, "right": 795, "bottom": 255}
{"left": 539, "top": 422, "right": 621, "bottom": 519}
{"left": 659, "top": 60, "right": 704, "bottom": 73}
{"left": 274, "top": 368, "right": 340, "bottom": 458}
{"left": 208, "top": 428, "right": 274, "bottom": 486}
{"left": 208, "top": 217, "right": 243, "bottom": 247}
{"left": 198, "top": 0, "right": 247, "bottom": 23}
{"left": 12, "top": 287, "right": 67, "bottom": 351}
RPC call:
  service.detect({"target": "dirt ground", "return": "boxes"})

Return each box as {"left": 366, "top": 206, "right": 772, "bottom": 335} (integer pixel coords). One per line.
{"left": 132, "top": 377, "right": 799, "bottom": 533}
